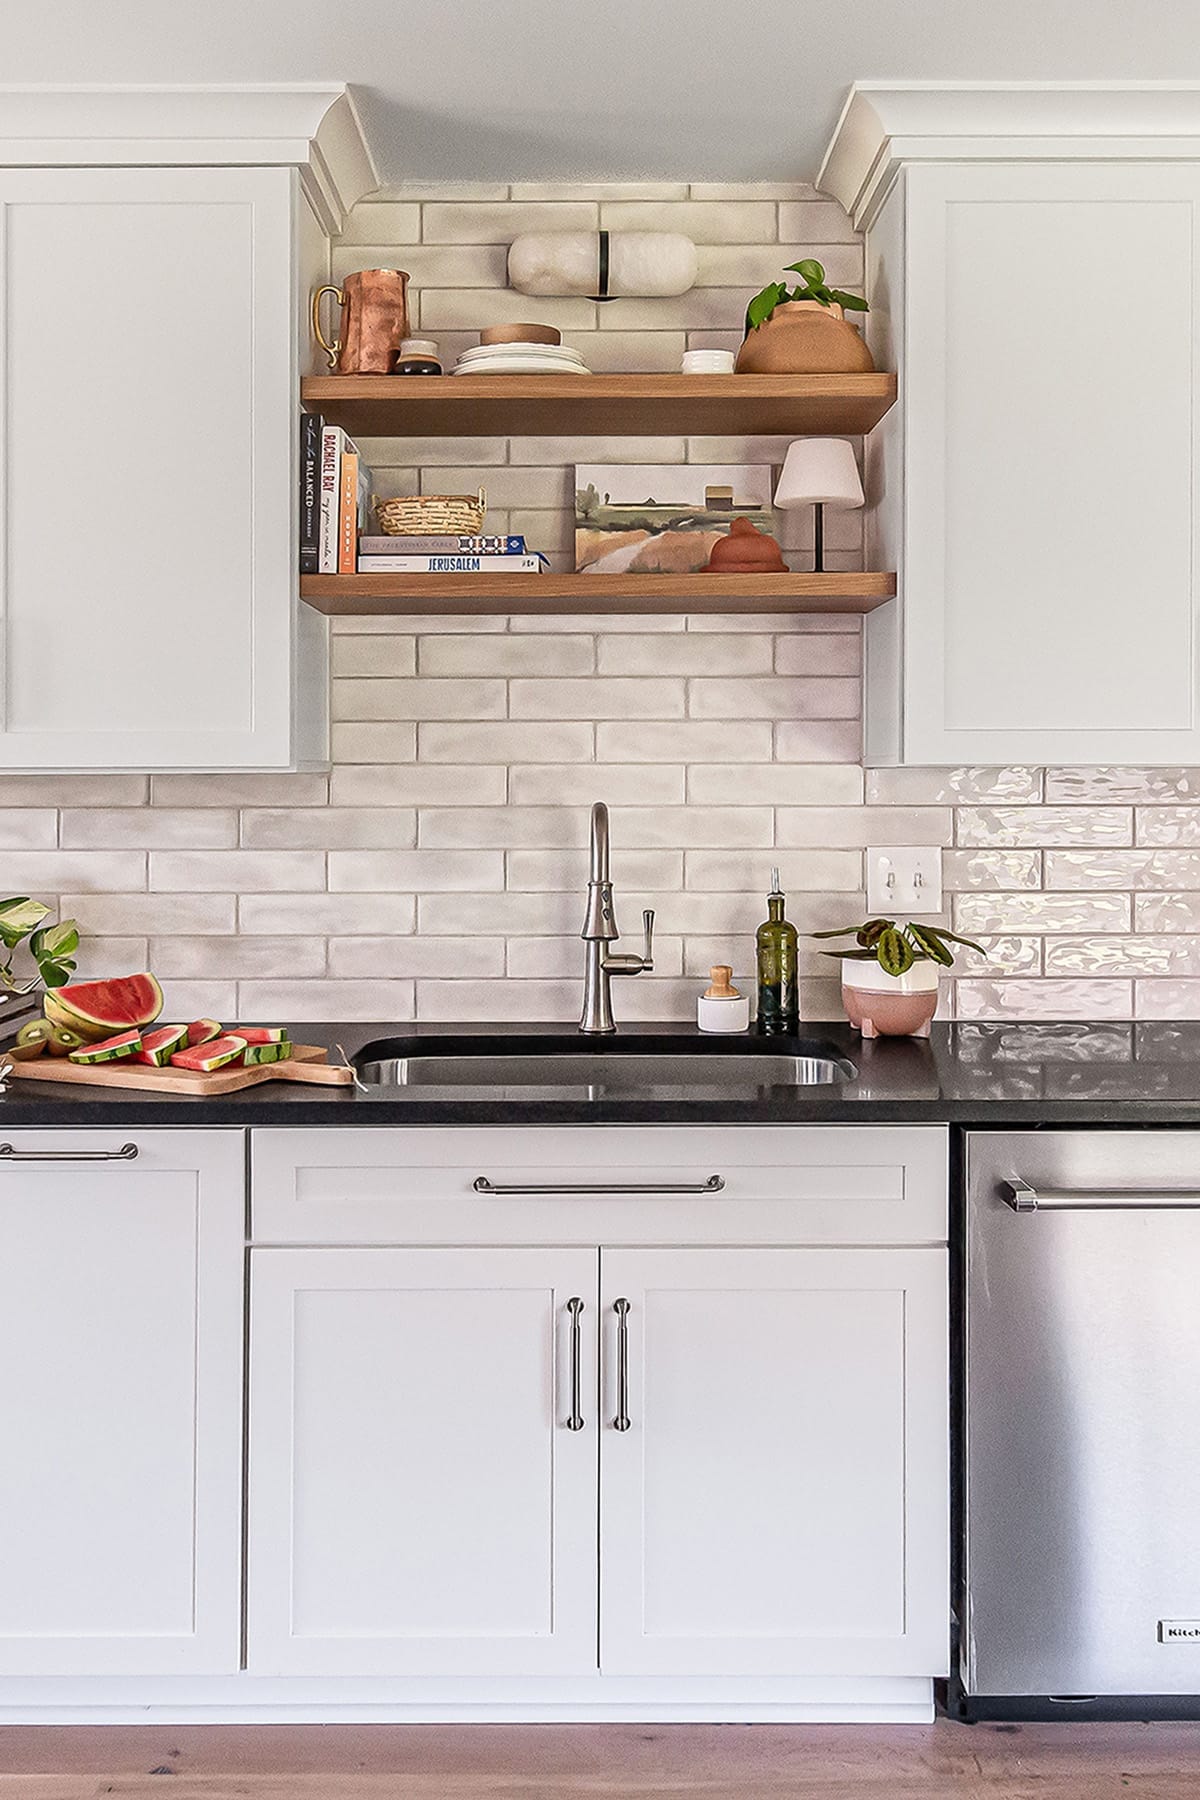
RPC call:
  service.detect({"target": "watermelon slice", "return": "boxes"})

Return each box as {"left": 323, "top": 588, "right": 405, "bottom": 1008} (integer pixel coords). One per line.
{"left": 45, "top": 973, "right": 163, "bottom": 1044}
{"left": 232, "top": 1026, "right": 289, "bottom": 1046}
{"left": 68, "top": 1029, "right": 143, "bottom": 1065}
{"left": 186, "top": 1018, "right": 222, "bottom": 1047}
{"left": 170, "top": 1034, "right": 247, "bottom": 1074}
{"left": 134, "top": 1024, "right": 189, "bottom": 1067}
{"left": 243, "top": 1040, "right": 293, "bottom": 1066}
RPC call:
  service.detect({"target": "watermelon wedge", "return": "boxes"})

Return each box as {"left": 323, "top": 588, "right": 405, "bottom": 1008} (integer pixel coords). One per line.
{"left": 134, "top": 1024, "right": 189, "bottom": 1067}
{"left": 243, "top": 1040, "right": 293, "bottom": 1066}
{"left": 170, "top": 1034, "right": 247, "bottom": 1074}
{"left": 186, "top": 1018, "right": 222, "bottom": 1047}
{"left": 45, "top": 973, "right": 163, "bottom": 1044}
{"left": 69, "top": 1029, "right": 143, "bottom": 1065}
{"left": 232, "top": 1026, "right": 289, "bottom": 1046}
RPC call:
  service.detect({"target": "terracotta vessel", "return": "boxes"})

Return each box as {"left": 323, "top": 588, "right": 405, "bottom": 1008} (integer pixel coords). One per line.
{"left": 840, "top": 957, "right": 939, "bottom": 1040}
{"left": 311, "top": 269, "right": 410, "bottom": 374}
{"left": 704, "top": 515, "right": 787, "bottom": 573}
{"left": 735, "top": 299, "right": 875, "bottom": 375}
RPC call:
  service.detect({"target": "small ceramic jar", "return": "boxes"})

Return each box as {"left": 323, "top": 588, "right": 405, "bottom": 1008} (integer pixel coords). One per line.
{"left": 697, "top": 966, "right": 750, "bottom": 1033}
{"left": 395, "top": 337, "right": 442, "bottom": 375}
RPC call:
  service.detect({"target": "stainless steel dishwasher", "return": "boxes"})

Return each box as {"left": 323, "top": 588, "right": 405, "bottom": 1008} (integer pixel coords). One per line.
{"left": 962, "top": 1130, "right": 1200, "bottom": 1716}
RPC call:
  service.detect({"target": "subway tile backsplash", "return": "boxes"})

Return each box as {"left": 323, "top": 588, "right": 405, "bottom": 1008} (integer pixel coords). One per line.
{"left": 4, "top": 182, "right": 1199, "bottom": 1023}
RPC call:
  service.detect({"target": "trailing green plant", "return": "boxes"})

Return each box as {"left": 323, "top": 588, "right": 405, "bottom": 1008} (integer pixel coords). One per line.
{"left": 812, "top": 917, "right": 985, "bottom": 980}
{"left": 744, "top": 258, "right": 869, "bottom": 336}
{"left": 0, "top": 898, "right": 79, "bottom": 995}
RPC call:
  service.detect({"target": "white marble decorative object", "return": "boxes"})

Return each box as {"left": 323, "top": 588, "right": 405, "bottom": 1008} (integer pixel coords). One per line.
{"left": 508, "top": 231, "right": 697, "bottom": 298}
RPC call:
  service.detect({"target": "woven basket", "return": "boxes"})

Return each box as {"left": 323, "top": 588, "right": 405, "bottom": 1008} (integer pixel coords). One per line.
{"left": 374, "top": 489, "right": 487, "bottom": 536}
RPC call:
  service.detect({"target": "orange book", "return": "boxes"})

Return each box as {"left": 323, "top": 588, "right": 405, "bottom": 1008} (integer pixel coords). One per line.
{"left": 337, "top": 443, "right": 360, "bottom": 574}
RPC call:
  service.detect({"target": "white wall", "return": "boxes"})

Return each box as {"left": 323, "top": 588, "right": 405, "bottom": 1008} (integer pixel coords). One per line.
{"left": 1, "top": 180, "right": 1196, "bottom": 1025}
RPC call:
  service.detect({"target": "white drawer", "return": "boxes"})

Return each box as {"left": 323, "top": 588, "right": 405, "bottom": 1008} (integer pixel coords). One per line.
{"left": 251, "top": 1126, "right": 948, "bottom": 1247}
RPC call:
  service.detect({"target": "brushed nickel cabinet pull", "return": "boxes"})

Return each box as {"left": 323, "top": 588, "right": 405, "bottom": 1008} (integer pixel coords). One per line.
{"left": 565, "top": 1297, "right": 585, "bottom": 1431}
{"left": 0, "top": 1142, "right": 139, "bottom": 1163}
{"left": 613, "top": 1298, "right": 631, "bottom": 1432}
{"left": 473, "top": 1174, "right": 724, "bottom": 1196}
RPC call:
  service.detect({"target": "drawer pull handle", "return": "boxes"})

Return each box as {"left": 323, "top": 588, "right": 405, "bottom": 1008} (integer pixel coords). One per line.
{"left": 0, "top": 1142, "right": 139, "bottom": 1163}
{"left": 613, "top": 1298, "right": 631, "bottom": 1433}
{"left": 565, "top": 1297, "right": 585, "bottom": 1431}
{"left": 1004, "top": 1178, "right": 1200, "bottom": 1213}
{"left": 473, "top": 1174, "right": 725, "bottom": 1196}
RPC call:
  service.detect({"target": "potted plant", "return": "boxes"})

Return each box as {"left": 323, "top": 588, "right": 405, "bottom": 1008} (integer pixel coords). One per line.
{"left": 736, "top": 258, "right": 875, "bottom": 375}
{"left": 0, "top": 898, "right": 79, "bottom": 1006}
{"left": 811, "top": 917, "right": 984, "bottom": 1039}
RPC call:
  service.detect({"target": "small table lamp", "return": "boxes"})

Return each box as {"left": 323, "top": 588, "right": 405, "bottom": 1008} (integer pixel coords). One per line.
{"left": 773, "top": 438, "right": 864, "bottom": 572}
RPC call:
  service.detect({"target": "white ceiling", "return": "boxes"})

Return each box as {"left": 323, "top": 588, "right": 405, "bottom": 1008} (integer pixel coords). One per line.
{"left": 7, "top": 0, "right": 1200, "bottom": 184}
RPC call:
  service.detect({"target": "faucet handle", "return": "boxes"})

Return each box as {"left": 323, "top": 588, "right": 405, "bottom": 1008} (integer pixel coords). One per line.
{"left": 642, "top": 908, "right": 655, "bottom": 970}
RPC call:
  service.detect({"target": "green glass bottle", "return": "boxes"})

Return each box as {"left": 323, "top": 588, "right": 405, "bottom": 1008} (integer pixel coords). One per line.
{"left": 756, "top": 866, "right": 799, "bottom": 1036}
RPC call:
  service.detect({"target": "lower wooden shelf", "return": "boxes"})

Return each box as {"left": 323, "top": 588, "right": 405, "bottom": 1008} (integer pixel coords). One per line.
{"left": 299, "top": 571, "right": 896, "bottom": 617}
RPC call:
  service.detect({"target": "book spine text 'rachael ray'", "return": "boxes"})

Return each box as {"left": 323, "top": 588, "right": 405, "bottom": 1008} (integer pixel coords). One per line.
{"left": 317, "top": 425, "right": 346, "bottom": 574}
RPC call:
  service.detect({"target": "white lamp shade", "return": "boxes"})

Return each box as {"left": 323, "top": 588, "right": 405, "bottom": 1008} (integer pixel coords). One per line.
{"left": 773, "top": 438, "right": 864, "bottom": 510}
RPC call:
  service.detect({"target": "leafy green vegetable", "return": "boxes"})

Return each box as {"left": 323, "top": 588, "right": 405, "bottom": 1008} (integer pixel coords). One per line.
{"left": 744, "top": 258, "right": 870, "bottom": 336}
{"left": 0, "top": 898, "right": 79, "bottom": 995}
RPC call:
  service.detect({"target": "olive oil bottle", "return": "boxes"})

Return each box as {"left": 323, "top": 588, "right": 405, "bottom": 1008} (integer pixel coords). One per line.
{"left": 756, "top": 866, "right": 799, "bottom": 1036}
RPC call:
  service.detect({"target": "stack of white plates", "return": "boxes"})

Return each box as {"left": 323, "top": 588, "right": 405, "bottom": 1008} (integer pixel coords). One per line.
{"left": 453, "top": 342, "right": 591, "bottom": 376}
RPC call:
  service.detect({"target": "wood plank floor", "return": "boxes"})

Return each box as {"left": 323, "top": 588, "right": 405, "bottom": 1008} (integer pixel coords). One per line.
{"left": 2, "top": 1721, "right": 1200, "bottom": 1799}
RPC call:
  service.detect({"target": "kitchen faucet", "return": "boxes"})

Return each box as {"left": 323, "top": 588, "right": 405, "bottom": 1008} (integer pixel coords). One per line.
{"left": 579, "top": 801, "right": 654, "bottom": 1034}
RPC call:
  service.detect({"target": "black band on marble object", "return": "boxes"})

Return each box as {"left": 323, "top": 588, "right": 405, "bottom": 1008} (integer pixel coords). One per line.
{"left": 593, "top": 229, "right": 614, "bottom": 302}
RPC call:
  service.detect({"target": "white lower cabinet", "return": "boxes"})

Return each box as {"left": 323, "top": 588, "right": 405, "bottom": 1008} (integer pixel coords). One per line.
{"left": 244, "top": 1126, "right": 950, "bottom": 1707}
{"left": 599, "top": 1247, "right": 947, "bottom": 1677}
{"left": 0, "top": 1130, "right": 244, "bottom": 1676}
{"left": 247, "top": 1247, "right": 599, "bottom": 1676}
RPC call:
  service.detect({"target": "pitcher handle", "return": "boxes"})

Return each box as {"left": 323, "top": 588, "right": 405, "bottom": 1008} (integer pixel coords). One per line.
{"left": 311, "top": 284, "right": 344, "bottom": 371}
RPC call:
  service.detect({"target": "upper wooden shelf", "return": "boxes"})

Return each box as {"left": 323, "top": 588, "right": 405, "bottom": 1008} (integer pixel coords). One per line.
{"left": 299, "top": 373, "right": 897, "bottom": 439}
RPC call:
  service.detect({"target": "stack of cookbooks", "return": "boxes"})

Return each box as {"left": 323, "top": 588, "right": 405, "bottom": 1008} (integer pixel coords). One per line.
{"left": 299, "top": 414, "right": 374, "bottom": 574}
{"left": 355, "top": 534, "right": 548, "bottom": 574}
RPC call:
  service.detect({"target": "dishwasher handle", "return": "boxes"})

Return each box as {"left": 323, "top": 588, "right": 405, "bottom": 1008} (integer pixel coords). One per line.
{"left": 1002, "top": 1178, "right": 1200, "bottom": 1213}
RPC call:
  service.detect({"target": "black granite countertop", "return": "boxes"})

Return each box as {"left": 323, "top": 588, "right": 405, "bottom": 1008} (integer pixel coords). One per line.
{"left": 3, "top": 1018, "right": 1200, "bottom": 1127}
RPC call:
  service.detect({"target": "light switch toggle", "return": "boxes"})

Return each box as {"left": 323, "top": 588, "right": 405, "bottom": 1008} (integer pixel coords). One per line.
{"left": 866, "top": 846, "right": 943, "bottom": 915}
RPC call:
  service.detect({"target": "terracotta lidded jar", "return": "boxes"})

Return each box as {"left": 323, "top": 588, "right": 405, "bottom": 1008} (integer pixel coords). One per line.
{"left": 735, "top": 299, "right": 875, "bottom": 375}
{"left": 704, "top": 516, "right": 787, "bottom": 573}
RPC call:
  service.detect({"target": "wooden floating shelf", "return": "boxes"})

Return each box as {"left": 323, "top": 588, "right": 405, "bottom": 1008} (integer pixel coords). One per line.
{"left": 299, "top": 373, "right": 897, "bottom": 439}
{"left": 299, "top": 571, "right": 896, "bottom": 618}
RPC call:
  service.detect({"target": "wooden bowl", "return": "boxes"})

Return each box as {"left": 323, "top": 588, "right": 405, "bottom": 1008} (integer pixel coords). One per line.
{"left": 479, "top": 323, "right": 562, "bottom": 347}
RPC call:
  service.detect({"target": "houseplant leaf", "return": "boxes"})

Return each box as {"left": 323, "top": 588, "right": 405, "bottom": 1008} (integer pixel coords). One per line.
{"left": 875, "top": 926, "right": 915, "bottom": 977}
{"left": 906, "top": 922, "right": 955, "bottom": 967}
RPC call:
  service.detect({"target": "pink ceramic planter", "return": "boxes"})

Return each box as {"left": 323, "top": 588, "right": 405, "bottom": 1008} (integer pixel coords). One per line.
{"left": 841, "top": 957, "right": 940, "bottom": 1039}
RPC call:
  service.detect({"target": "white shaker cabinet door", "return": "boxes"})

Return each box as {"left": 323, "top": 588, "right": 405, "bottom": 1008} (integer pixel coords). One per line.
{"left": 0, "top": 1130, "right": 244, "bottom": 1675}
{"left": 0, "top": 166, "right": 296, "bottom": 768}
{"left": 881, "top": 162, "right": 1200, "bottom": 765}
{"left": 247, "top": 1247, "right": 599, "bottom": 1677}
{"left": 599, "top": 1247, "right": 948, "bottom": 1678}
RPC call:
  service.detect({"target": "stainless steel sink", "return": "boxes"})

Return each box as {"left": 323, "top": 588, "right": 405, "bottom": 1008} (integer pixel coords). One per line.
{"left": 354, "top": 1047, "right": 857, "bottom": 1090}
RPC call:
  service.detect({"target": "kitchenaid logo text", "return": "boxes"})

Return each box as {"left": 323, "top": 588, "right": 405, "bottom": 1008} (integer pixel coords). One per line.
{"left": 1158, "top": 1620, "right": 1200, "bottom": 1642}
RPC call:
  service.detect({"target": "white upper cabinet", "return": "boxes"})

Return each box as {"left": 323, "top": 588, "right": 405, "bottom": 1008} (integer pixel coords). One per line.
{"left": 822, "top": 85, "right": 1200, "bottom": 766}
{"left": 0, "top": 86, "right": 374, "bottom": 771}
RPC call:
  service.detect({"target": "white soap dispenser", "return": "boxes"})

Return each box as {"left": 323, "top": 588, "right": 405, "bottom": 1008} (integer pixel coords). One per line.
{"left": 697, "top": 965, "right": 750, "bottom": 1034}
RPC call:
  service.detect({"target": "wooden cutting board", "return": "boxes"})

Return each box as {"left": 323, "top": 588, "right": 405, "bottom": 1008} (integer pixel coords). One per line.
{"left": 2, "top": 1042, "right": 356, "bottom": 1096}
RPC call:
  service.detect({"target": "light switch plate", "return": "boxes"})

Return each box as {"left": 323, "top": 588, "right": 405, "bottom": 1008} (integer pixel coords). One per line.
{"left": 866, "top": 846, "right": 943, "bottom": 916}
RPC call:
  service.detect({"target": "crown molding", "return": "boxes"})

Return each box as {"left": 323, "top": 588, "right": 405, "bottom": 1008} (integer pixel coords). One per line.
{"left": 0, "top": 84, "right": 378, "bottom": 230}
{"left": 819, "top": 82, "right": 1200, "bottom": 227}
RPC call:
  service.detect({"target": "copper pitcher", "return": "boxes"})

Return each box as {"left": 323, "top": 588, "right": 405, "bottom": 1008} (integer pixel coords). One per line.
{"left": 311, "top": 268, "right": 410, "bottom": 374}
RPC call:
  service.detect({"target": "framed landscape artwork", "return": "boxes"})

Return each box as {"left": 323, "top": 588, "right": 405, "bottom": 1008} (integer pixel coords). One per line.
{"left": 574, "top": 464, "right": 775, "bottom": 574}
